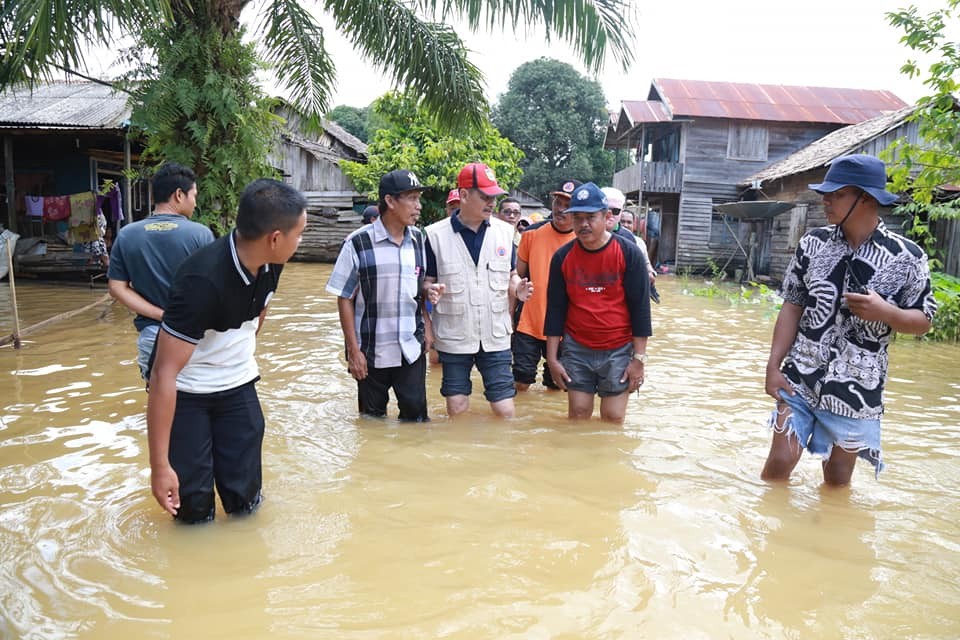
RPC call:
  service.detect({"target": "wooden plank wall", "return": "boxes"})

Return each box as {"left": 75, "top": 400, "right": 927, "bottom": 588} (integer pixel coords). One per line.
{"left": 294, "top": 213, "right": 361, "bottom": 263}
{"left": 682, "top": 120, "right": 838, "bottom": 185}
{"left": 675, "top": 181, "right": 739, "bottom": 271}
{"left": 673, "top": 119, "right": 838, "bottom": 271}
{"left": 933, "top": 218, "right": 960, "bottom": 277}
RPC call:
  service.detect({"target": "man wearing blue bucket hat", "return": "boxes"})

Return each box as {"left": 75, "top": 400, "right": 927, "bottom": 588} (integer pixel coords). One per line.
{"left": 761, "top": 154, "right": 937, "bottom": 487}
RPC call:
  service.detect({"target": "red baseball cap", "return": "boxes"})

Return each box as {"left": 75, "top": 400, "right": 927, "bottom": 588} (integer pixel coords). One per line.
{"left": 446, "top": 189, "right": 461, "bottom": 204}
{"left": 457, "top": 163, "right": 507, "bottom": 196}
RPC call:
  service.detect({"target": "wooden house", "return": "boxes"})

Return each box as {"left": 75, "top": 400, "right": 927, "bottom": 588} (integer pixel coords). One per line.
{"left": 0, "top": 84, "right": 368, "bottom": 269}
{"left": 603, "top": 78, "right": 907, "bottom": 273}
{"left": 271, "top": 105, "right": 369, "bottom": 262}
{"left": 740, "top": 104, "right": 960, "bottom": 280}
{"left": 0, "top": 81, "right": 148, "bottom": 235}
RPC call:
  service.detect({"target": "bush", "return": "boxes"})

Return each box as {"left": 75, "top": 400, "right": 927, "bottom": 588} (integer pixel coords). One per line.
{"left": 928, "top": 272, "right": 960, "bottom": 342}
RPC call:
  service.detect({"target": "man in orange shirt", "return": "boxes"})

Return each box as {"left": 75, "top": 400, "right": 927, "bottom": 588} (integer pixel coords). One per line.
{"left": 513, "top": 179, "right": 580, "bottom": 390}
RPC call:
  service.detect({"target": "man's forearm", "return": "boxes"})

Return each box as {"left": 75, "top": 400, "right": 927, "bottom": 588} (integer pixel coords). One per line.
{"left": 108, "top": 280, "right": 163, "bottom": 321}
{"left": 336, "top": 296, "right": 361, "bottom": 353}
{"left": 768, "top": 302, "right": 802, "bottom": 368}
{"left": 146, "top": 374, "right": 177, "bottom": 468}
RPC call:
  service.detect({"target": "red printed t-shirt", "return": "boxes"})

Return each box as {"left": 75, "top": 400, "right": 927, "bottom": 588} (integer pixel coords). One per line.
{"left": 516, "top": 221, "right": 575, "bottom": 340}
{"left": 544, "top": 233, "right": 651, "bottom": 350}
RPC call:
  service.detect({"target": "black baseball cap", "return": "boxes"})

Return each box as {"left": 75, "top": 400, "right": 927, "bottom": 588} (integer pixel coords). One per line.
{"left": 379, "top": 170, "right": 428, "bottom": 199}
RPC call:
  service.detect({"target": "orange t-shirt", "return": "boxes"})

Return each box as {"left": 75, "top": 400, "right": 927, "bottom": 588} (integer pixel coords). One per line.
{"left": 516, "top": 222, "right": 575, "bottom": 340}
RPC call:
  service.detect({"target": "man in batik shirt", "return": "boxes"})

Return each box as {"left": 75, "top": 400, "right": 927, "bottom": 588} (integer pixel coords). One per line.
{"left": 762, "top": 155, "right": 937, "bottom": 487}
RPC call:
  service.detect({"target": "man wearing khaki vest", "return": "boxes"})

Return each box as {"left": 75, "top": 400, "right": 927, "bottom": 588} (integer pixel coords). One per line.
{"left": 423, "top": 163, "right": 532, "bottom": 418}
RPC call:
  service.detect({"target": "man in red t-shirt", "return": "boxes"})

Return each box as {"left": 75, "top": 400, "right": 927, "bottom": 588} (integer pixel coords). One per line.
{"left": 544, "top": 182, "right": 652, "bottom": 423}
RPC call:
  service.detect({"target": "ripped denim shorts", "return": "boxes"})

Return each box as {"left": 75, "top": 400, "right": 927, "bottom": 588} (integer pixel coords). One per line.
{"left": 770, "top": 389, "right": 885, "bottom": 478}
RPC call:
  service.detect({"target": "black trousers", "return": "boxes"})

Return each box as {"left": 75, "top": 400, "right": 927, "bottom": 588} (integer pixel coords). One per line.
{"left": 357, "top": 353, "right": 429, "bottom": 422}
{"left": 168, "top": 380, "right": 265, "bottom": 523}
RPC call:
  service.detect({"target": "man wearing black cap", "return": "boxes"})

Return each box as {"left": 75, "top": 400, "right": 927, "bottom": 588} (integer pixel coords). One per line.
{"left": 762, "top": 154, "right": 937, "bottom": 487}
{"left": 361, "top": 205, "right": 380, "bottom": 225}
{"left": 326, "top": 169, "right": 441, "bottom": 421}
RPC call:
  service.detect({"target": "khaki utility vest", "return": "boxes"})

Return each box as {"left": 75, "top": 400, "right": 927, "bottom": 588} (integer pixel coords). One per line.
{"left": 426, "top": 216, "right": 514, "bottom": 354}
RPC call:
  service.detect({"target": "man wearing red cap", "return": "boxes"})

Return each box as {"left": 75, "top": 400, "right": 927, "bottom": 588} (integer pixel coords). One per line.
{"left": 444, "top": 189, "right": 460, "bottom": 217}
{"left": 424, "top": 162, "right": 532, "bottom": 418}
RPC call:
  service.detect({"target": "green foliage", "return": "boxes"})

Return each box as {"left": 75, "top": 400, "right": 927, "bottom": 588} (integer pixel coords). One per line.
{"left": 492, "top": 57, "right": 615, "bottom": 202}
{"left": 340, "top": 91, "right": 524, "bottom": 225}
{"left": 680, "top": 276, "right": 783, "bottom": 318}
{"left": 927, "top": 271, "right": 960, "bottom": 341}
{"left": 121, "top": 24, "right": 280, "bottom": 233}
{"left": 1, "top": 1, "right": 634, "bottom": 139}
{"left": 894, "top": 201, "right": 944, "bottom": 271}
{"left": 884, "top": 1, "right": 960, "bottom": 223}
{"left": 326, "top": 104, "right": 383, "bottom": 143}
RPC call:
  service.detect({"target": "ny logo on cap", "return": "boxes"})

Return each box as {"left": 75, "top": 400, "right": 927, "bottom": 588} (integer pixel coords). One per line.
{"left": 407, "top": 172, "right": 421, "bottom": 187}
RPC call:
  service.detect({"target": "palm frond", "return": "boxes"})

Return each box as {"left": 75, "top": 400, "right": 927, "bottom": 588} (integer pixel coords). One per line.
{"left": 415, "top": 0, "right": 636, "bottom": 72}
{"left": 255, "top": 0, "right": 336, "bottom": 120}
{"left": 324, "top": 0, "right": 488, "bottom": 131}
{"left": 0, "top": 0, "right": 173, "bottom": 88}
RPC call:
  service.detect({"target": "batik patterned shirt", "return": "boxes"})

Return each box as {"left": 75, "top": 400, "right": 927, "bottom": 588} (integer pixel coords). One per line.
{"left": 779, "top": 221, "right": 937, "bottom": 419}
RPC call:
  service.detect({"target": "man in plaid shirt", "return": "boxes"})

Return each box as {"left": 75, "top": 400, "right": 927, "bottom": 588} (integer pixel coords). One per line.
{"left": 326, "top": 170, "right": 442, "bottom": 421}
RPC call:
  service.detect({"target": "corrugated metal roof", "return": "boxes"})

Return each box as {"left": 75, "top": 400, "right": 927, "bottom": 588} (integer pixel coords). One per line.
{"left": 741, "top": 105, "right": 917, "bottom": 186}
{"left": 622, "top": 100, "right": 673, "bottom": 124}
{"left": 651, "top": 78, "right": 907, "bottom": 124}
{"left": 0, "top": 81, "right": 130, "bottom": 129}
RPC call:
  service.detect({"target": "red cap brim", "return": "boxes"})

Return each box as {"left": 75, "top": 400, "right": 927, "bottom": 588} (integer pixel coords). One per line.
{"left": 477, "top": 185, "right": 507, "bottom": 196}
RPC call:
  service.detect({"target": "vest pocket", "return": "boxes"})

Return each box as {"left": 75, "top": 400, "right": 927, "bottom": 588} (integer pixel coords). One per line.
{"left": 486, "top": 261, "right": 511, "bottom": 291}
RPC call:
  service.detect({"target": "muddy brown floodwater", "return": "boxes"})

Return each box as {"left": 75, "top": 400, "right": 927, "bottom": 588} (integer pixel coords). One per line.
{"left": 1, "top": 263, "right": 959, "bottom": 638}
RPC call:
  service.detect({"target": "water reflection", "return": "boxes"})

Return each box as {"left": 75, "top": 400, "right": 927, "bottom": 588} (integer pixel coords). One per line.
{"left": 1, "top": 264, "right": 959, "bottom": 638}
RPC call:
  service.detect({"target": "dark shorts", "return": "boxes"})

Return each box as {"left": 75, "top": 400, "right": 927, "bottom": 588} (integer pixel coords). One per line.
{"left": 438, "top": 348, "right": 516, "bottom": 403}
{"left": 511, "top": 331, "right": 558, "bottom": 388}
{"left": 559, "top": 334, "right": 632, "bottom": 397}
{"left": 168, "top": 379, "right": 265, "bottom": 523}
{"left": 357, "top": 353, "right": 429, "bottom": 422}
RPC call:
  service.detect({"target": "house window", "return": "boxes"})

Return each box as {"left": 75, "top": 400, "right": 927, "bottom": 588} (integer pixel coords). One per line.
{"left": 727, "top": 124, "right": 768, "bottom": 161}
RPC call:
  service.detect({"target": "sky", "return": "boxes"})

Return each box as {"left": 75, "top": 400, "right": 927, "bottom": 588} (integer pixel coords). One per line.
{"left": 311, "top": 0, "right": 953, "bottom": 111}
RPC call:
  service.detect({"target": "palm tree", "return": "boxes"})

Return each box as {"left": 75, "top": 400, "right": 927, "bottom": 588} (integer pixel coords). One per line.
{"left": 0, "top": 0, "right": 636, "bottom": 128}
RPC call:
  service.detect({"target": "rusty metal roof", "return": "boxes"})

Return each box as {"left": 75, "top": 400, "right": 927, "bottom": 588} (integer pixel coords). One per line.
{"left": 0, "top": 81, "right": 130, "bottom": 129}
{"left": 741, "top": 105, "right": 917, "bottom": 186}
{"left": 651, "top": 78, "right": 907, "bottom": 124}
{"left": 622, "top": 100, "right": 672, "bottom": 124}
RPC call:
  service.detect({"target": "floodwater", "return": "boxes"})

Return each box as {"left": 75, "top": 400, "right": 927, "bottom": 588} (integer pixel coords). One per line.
{"left": 1, "top": 264, "right": 958, "bottom": 639}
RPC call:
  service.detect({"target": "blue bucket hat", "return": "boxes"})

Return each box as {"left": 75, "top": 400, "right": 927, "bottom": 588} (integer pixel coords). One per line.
{"left": 808, "top": 155, "right": 898, "bottom": 205}
{"left": 564, "top": 182, "right": 609, "bottom": 213}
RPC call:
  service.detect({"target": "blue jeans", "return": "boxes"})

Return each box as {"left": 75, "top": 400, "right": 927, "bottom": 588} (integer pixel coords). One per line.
{"left": 772, "top": 389, "right": 884, "bottom": 477}
{"left": 137, "top": 324, "right": 160, "bottom": 380}
{"left": 438, "top": 348, "right": 515, "bottom": 403}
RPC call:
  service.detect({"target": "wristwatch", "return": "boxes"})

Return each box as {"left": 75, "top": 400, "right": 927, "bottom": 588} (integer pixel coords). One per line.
{"left": 633, "top": 352, "right": 648, "bottom": 364}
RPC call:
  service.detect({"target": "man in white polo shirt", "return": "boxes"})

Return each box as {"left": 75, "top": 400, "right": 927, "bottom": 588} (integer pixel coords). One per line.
{"left": 147, "top": 179, "right": 307, "bottom": 523}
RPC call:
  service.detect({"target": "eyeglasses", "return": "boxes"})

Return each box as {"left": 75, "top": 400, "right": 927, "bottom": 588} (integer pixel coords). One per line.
{"left": 500, "top": 209, "right": 521, "bottom": 216}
